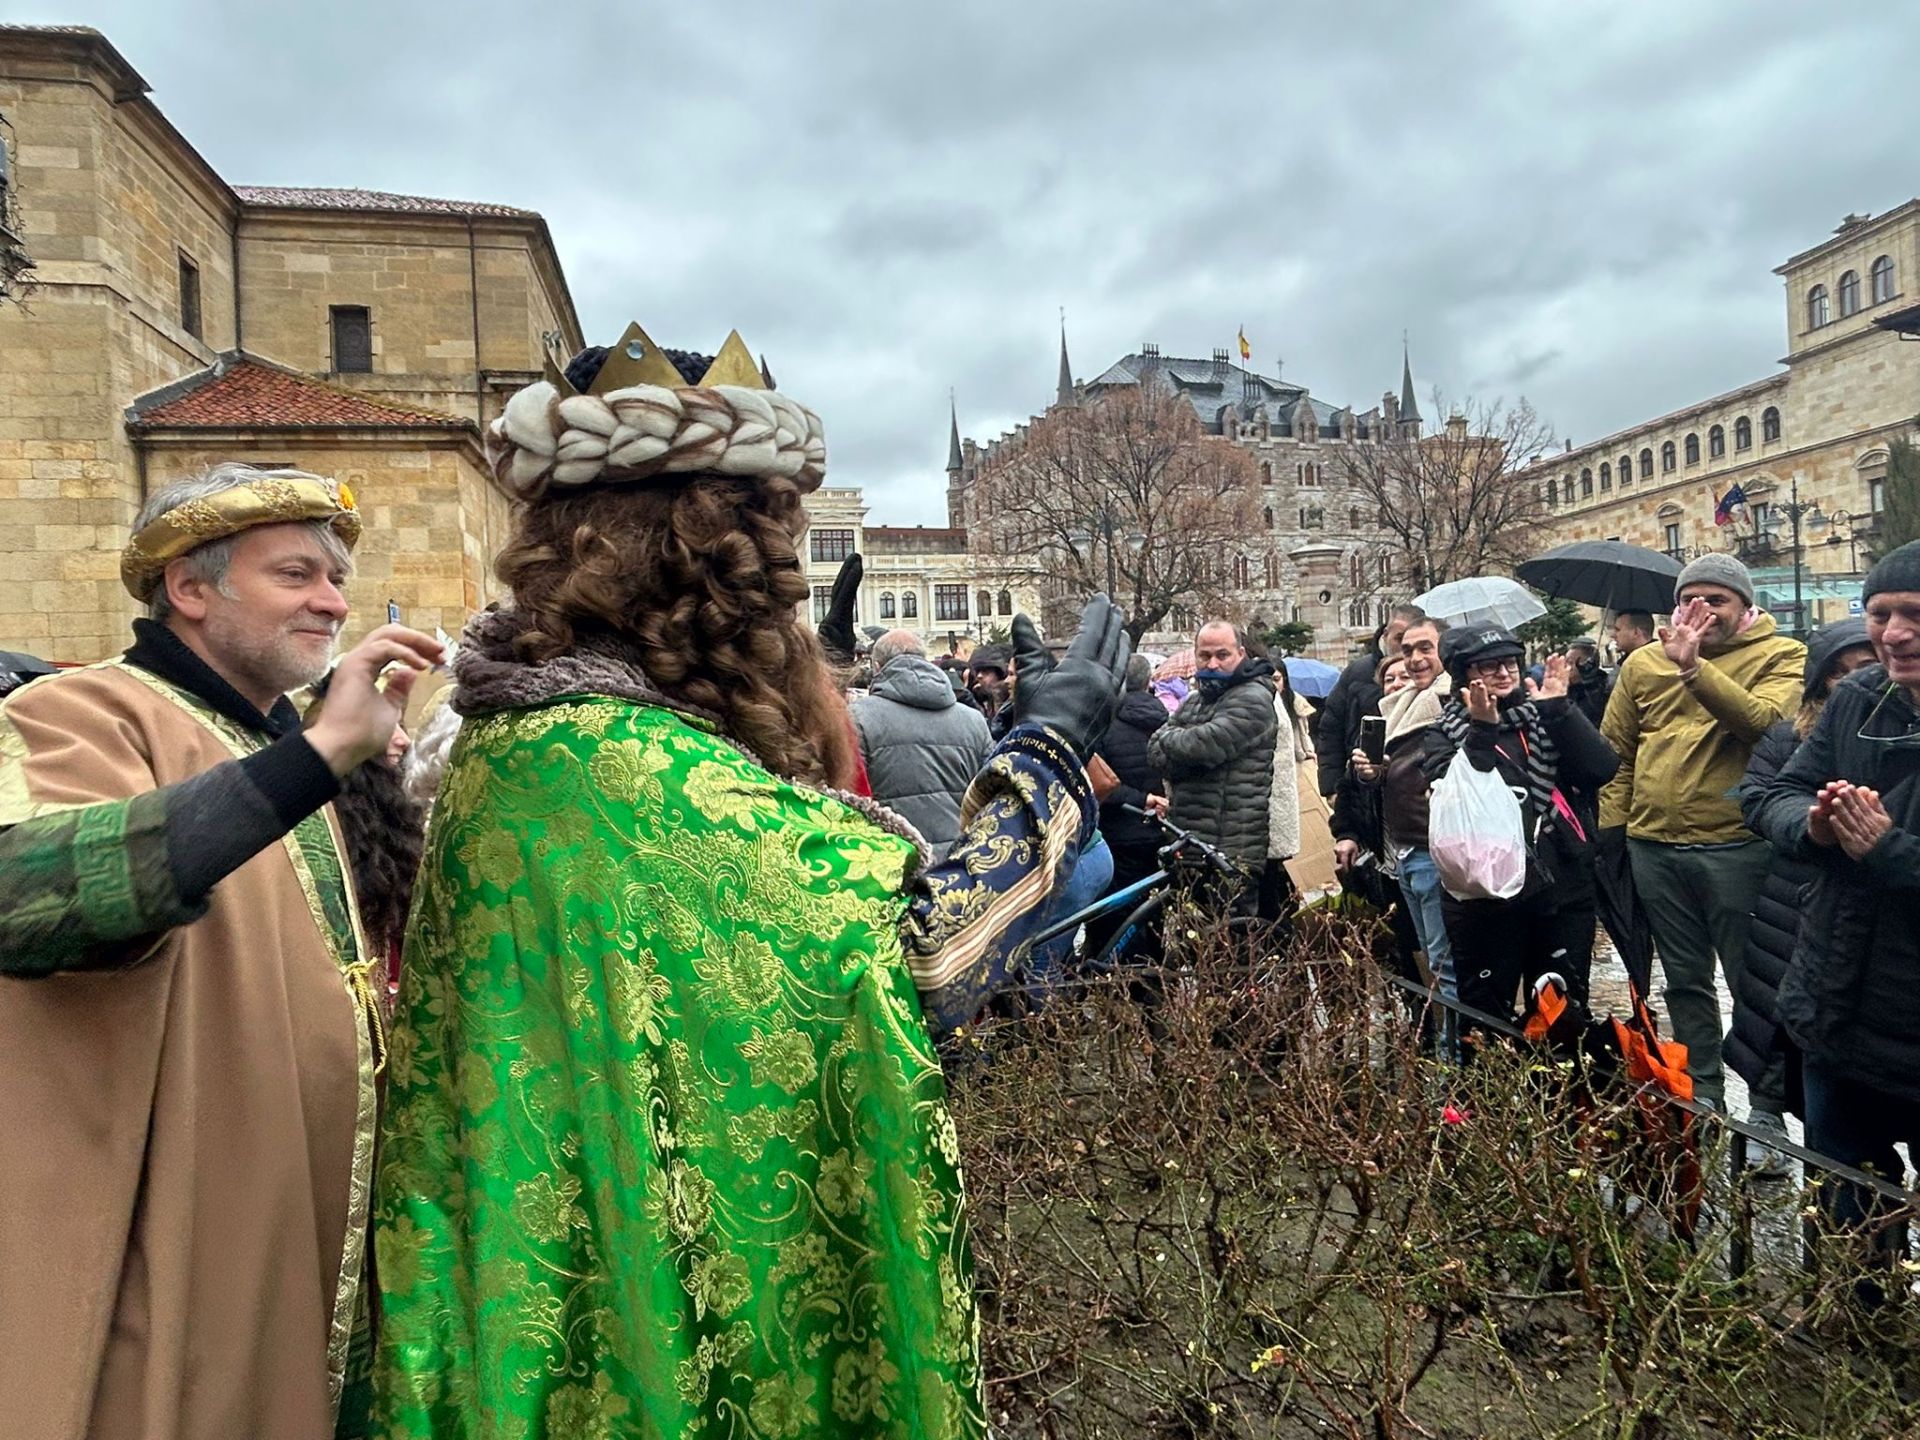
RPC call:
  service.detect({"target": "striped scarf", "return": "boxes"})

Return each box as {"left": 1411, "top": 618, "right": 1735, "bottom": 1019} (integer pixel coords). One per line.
{"left": 1437, "top": 697, "right": 1561, "bottom": 816}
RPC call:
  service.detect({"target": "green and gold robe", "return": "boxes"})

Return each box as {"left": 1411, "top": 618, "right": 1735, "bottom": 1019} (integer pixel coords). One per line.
{"left": 374, "top": 626, "right": 1095, "bottom": 1440}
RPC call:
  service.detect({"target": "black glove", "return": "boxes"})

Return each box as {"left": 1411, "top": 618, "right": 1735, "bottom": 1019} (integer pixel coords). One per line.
{"left": 1009, "top": 596, "right": 1131, "bottom": 758}
{"left": 816, "top": 553, "right": 863, "bottom": 664}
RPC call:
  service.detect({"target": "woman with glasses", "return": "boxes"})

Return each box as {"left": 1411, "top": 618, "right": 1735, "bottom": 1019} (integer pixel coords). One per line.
{"left": 1419, "top": 625, "right": 1620, "bottom": 1025}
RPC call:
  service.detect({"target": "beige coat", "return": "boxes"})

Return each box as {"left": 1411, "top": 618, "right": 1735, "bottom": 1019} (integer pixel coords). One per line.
{"left": 0, "top": 663, "right": 375, "bottom": 1440}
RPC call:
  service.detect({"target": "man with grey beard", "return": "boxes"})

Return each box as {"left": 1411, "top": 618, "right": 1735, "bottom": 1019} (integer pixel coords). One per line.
{"left": 0, "top": 464, "right": 441, "bottom": 1440}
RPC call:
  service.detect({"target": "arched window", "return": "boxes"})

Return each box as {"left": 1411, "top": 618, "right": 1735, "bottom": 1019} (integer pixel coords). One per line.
{"left": 1639, "top": 447, "right": 1654, "bottom": 479}
{"left": 1580, "top": 467, "right": 1593, "bottom": 497}
{"left": 1618, "top": 455, "right": 1633, "bottom": 488}
{"left": 1661, "top": 440, "right": 1677, "bottom": 472}
{"left": 1708, "top": 425, "right": 1725, "bottom": 459}
{"left": 1761, "top": 407, "right": 1781, "bottom": 443}
{"left": 1734, "top": 416, "right": 1752, "bottom": 451}
{"left": 1872, "top": 254, "right": 1895, "bottom": 304}
{"left": 1807, "top": 284, "right": 1829, "bottom": 329}
{"left": 976, "top": 589, "right": 992, "bottom": 618}
{"left": 1838, "top": 270, "right": 1861, "bottom": 318}
{"left": 1684, "top": 433, "right": 1700, "bottom": 465}
{"left": 1599, "top": 462, "right": 1612, "bottom": 491}
{"left": 997, "top": 589, "right": 1013, "bottom": 615}
{"left": 879, "top": 591, "right": 896, "bottom": 619}
{"left": 901, "top": 592, "right": 918, "bottom": 619}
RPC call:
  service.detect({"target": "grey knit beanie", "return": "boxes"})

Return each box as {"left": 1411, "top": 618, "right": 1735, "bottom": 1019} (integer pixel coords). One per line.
{"left": 1675, "top": 552, "right": 1755, "bottom": 606}
{"left": 1862, "top": 540, "right": 1920, "bottom": 603}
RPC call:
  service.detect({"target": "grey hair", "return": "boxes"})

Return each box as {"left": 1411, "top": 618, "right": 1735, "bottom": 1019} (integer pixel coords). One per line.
{"left": 869, "top": 629, "right": 925, "bottom": 670}
{"left": 139, "top": 463, "right": 354, "bottom": 620}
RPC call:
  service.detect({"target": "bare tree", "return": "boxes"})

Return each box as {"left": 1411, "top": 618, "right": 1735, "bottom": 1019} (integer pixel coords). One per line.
{"left": 1343, "top": 395, "right": 1556, "bottom": 590}
{"left": 968, "top": 387, "right": 1262, "bottom": 643}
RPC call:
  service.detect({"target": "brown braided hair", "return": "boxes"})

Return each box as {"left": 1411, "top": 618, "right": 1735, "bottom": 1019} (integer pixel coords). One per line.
{"left": 494, "top": 474, "right": 856, "bottom": 787}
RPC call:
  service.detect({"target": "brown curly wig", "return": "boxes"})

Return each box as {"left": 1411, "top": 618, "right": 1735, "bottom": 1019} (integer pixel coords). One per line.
{"left": 494, "top": 474, "right": 857, "bottom": 787}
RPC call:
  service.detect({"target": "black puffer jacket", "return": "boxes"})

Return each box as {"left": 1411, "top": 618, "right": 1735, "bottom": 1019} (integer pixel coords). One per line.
{"left": 1095, "top": 691, "right": 1168, "bottom": 857}
{"left": 1148, "top": 658, "right": 1278, "bottom": 867}
{"left": 1727, "top": 720, "right": 1809, "bottom": 1103}
{"left": 1752, "top": 666, "right": 1920, "bottom": 1103}
{"left": 1316, "top": 643, "right": 1383, "bottom": 797}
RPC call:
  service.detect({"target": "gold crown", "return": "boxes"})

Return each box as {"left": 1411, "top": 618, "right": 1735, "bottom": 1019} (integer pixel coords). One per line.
{"left": 544, "top": 322, "right": 769, "bottom": 395}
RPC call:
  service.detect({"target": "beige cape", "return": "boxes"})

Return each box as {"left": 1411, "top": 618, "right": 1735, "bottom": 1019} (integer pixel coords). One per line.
{"left": 0, "top": 662, "right": 376, "bottom": 1440}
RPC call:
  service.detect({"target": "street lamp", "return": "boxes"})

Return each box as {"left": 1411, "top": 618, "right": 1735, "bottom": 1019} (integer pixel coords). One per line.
{"left": 1759, "top": 473, "right": 1826, "bottom": 638}
{"left": 1824, "top": 509, "right": 1868, "bottom": 573}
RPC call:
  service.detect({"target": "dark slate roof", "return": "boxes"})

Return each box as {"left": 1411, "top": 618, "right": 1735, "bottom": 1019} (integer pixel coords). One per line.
{"left": 233, "top": 186, "right": 538, "bottom": 219}
{"left": 1084, "top": 352, "right": 1353, "bottom": 435}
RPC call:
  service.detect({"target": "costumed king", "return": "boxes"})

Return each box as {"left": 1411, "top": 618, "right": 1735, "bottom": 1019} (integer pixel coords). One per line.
{"left": 372, "top": 325, "right": 1128, "bottom": 1438}
{"left": 0, "top": 464, "right": 442, "bottom": 1440}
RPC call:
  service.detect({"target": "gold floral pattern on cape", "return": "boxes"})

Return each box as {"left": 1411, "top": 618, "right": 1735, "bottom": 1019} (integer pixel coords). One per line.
{"left": 372, "top": 697, "right": 984, "bottom": 1439}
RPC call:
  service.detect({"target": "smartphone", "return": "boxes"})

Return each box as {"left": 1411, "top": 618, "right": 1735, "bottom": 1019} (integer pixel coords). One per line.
{"left": 1360, "top": 715, "right": 1386, "bottom": 765}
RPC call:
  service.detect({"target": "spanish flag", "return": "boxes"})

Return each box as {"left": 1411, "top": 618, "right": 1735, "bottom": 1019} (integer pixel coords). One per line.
{"left": 1237, "top": 326, "right": 1251, "bottom": 362}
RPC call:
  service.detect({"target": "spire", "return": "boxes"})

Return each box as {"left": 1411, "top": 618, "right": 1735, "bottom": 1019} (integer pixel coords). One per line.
{"left": 1056, "top": 315, "right": 1074, "bottom": 408}
{"left": 946, "top": 391, "right": 963, "bottom": 474}
{"left": 1398, "top": 336, "right": 1421, "bottom": 427}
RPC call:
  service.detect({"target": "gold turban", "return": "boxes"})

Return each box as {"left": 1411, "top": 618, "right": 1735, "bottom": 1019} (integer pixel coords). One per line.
{"left": 120, "top": 474, "right": 362, "bottom": 601}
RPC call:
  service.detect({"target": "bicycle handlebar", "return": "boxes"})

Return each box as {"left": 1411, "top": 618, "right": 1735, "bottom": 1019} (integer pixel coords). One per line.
{"left": 1118, "top": 802, "right": 1243, "bottom": 879}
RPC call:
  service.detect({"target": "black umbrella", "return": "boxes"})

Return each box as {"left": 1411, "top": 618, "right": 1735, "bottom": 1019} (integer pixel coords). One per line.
{"left": 1516, "top": 540, "right": 1683, "bottom": 616}
{"left": 1593, "top": 827, "right": 1656, "bottom": 995}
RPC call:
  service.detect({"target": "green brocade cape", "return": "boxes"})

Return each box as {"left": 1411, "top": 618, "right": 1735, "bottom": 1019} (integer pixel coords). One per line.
{"left": 372, "top": 695, "right": 984, "bottom": 1439}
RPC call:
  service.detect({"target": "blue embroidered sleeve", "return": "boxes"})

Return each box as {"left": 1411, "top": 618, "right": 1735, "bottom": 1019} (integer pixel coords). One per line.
{"left": 897, "top": 723, "right": 1095, "bottom": 1035}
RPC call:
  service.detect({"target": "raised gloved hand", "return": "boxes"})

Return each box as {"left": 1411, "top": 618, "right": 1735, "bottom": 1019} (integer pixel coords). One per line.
{"left": 1009, "top": 596, "right": 1131, "bottom": 758}
{"left": 816, "top": 552, "right": 864, "bottom": 664}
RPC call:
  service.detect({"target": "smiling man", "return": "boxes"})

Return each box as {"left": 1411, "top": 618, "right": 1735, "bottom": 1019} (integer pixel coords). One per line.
{"left": 1598, "top": 553, "right": 1805, "bottom": 1109}
{"left": 0, "top": 464, "right": 442, "bottom": 1440}
{"left": 1753, "top": 541, "right": 1920, "bottom": 1243}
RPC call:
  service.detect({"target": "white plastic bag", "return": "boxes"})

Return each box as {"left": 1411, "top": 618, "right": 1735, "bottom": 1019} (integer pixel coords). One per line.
{"left": 1427, "top": 750, "right": 1529, "bottom": 901}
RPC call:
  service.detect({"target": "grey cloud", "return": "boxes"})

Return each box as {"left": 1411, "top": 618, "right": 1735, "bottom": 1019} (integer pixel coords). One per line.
{"left": 30, "top": 0, "right": 1920, "bottom": 520}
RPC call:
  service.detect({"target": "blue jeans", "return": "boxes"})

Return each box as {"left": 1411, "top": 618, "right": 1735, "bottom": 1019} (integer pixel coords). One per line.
{"left": 1028, "top": 832, "right": 1115, "bottom": 997}
{"left": 1396, "top": 847, "right": 1457, "bottom": 1001}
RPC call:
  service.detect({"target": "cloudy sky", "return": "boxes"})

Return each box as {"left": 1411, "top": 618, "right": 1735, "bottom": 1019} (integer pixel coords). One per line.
{"left": 14, "top": 1, "right": 1918, "bottom": 522}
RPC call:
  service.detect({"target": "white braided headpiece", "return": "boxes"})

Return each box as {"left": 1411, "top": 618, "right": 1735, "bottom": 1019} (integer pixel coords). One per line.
{"left": 487, "top": 380, "right": 827, "bottom": 502}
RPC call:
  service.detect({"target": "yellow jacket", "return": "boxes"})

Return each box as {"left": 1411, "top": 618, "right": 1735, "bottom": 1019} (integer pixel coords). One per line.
{"left": 1598, "top": 613, "right": 1806, "bottom": 844}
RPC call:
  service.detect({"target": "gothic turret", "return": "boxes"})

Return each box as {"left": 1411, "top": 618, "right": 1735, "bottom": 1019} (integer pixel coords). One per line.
{"left": 1397, "top": 340, "right": 1422, "bottom": 438}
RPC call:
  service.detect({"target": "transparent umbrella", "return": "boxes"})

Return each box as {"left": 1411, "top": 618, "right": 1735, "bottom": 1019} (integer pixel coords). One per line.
{"left": 1411, "top": 576, "right": 1547, "bottom": 630}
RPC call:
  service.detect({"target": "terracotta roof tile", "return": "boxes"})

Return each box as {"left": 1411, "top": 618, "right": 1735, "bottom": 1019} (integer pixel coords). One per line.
{"left": 131, "top": 358, "right": 471, "bottom": 430}
{"left": 233, "top": 186, "right": 536, "bottom": 219}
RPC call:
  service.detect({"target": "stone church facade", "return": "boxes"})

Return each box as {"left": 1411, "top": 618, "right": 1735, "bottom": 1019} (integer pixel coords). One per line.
{"left": 947, "top": 333, "right": 1430, "bottom": 656}
{"left": 0, "top": 25, "right": 583, "bottom": 661}
{"left": 1526, "top": 201, "right": 1920, "bottom": 631}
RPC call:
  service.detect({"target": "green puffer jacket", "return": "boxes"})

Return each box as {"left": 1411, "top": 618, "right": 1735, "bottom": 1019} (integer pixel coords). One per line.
{"left": 1598, "top": 612, "right": 1806, "bottom": 844}
{"left": 1147, "top": 659, "right": 1279, "bottom": 868}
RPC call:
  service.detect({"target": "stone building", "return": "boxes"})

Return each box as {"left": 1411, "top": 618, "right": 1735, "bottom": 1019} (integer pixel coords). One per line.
{"left": 1525, "top": 201, "right": 1920, "bottom": 631}
{"left": 803, "top": 485, "right": 1044, "bottom": 656}
{"left": 948, "top": 330, "right": 1426, "bottom": 655}
{"left": 0, "top": 25, "right": 582, "bottom": 661}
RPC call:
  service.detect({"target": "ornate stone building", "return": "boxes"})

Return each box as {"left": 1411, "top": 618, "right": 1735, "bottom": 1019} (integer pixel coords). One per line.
{"left": 0, "top": 25, "right": 583, "bottom": 661}
{"left": 947, "top": 331, "right": 1426, "bottom": 656}
{"left": 1525, "top": 201, "right": 1920, "bottom": 631}
{"left": 802, "top": 485, "right": 1044, "bottom": 656}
